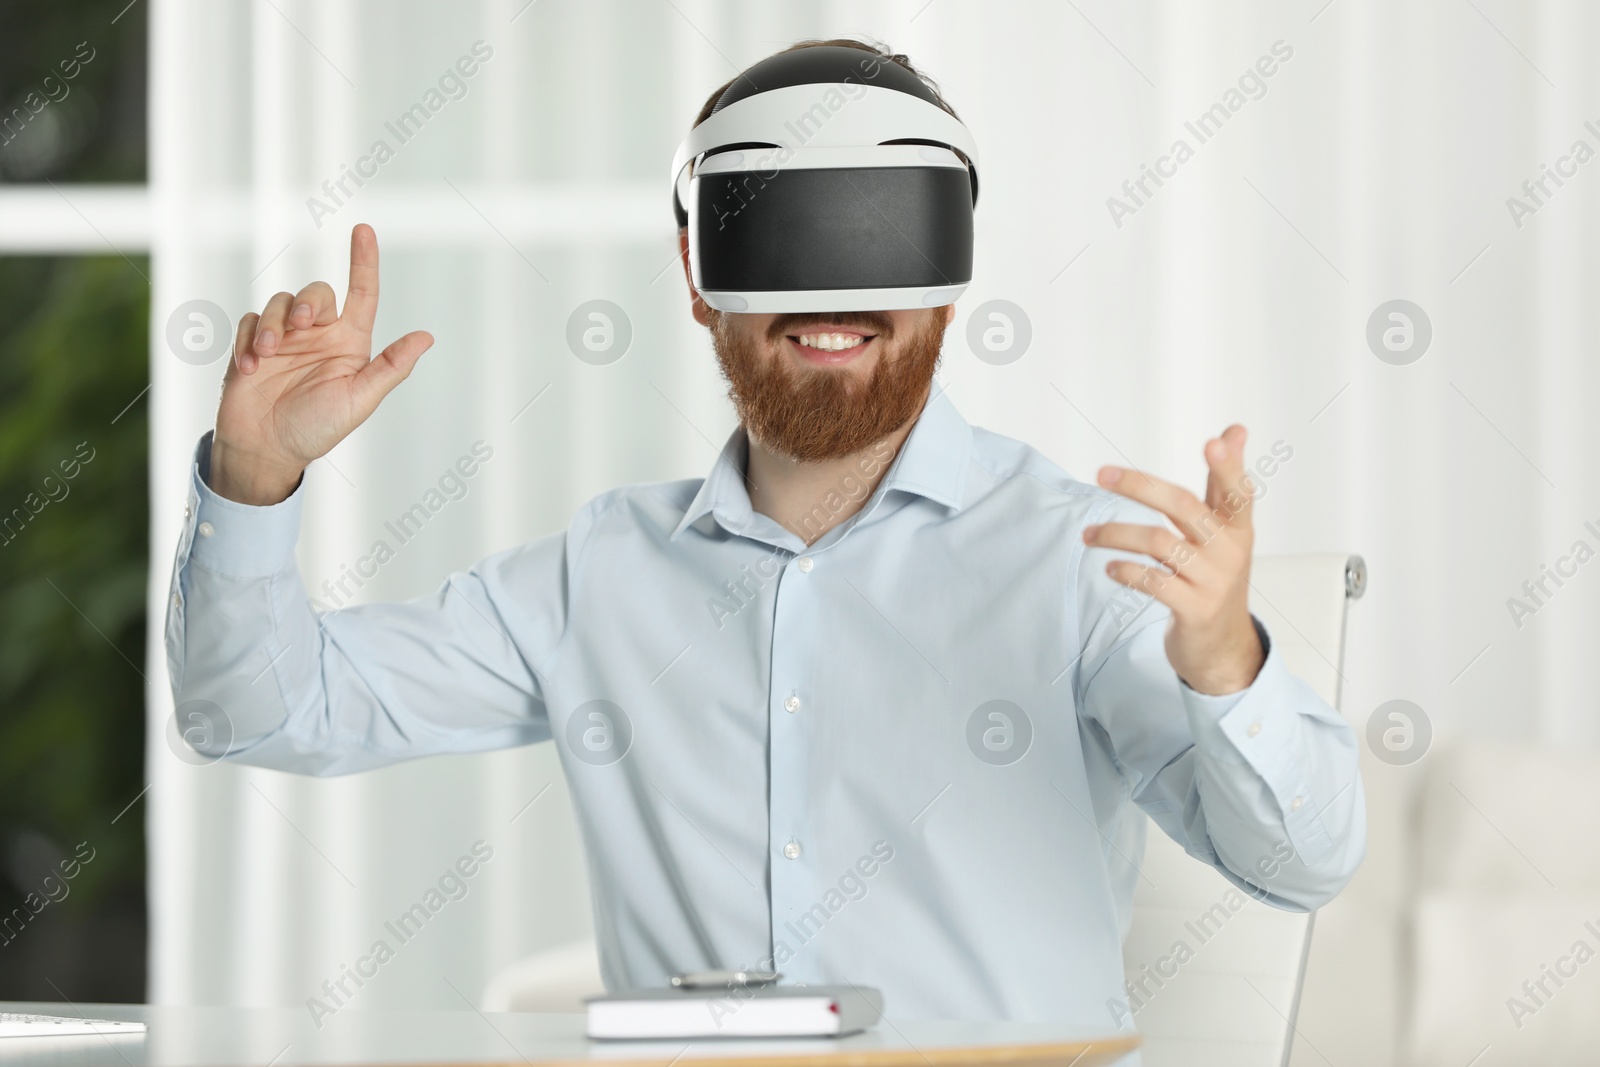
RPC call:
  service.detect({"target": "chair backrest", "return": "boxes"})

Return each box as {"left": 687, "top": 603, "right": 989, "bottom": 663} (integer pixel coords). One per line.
{"left": 1120, "top": 553, "right": 1363, "bottom": 1067}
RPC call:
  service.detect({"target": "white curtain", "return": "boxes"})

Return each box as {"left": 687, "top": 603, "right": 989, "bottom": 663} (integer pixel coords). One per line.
{"left": 146, "top": 2, "right": 1600, "bottom": 1063}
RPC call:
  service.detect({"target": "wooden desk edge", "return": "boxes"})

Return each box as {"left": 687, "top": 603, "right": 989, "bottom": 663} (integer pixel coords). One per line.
{"left": 364, "top": 1035, "right": 1142, "bottom": 1067}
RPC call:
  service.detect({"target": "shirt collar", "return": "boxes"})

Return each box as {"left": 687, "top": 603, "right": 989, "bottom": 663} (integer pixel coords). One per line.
{"left": 670, "top": 383, "right": 972, "bottom": 542}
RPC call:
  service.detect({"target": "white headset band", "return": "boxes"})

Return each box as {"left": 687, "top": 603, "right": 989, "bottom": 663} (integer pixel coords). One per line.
{"left": 670, "top": 83, "right": 979, "bottom": 191}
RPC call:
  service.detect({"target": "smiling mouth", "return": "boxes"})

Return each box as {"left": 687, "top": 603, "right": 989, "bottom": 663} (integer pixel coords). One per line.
{"left": 786, "top": 329, "right": 877, "bottom": 363}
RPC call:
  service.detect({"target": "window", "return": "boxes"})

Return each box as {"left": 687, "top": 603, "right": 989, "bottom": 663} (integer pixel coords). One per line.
{"left": 0, "top": 0, "right": 150, "bottom": 1002}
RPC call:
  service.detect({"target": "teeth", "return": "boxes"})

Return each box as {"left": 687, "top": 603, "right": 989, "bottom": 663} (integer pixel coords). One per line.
{"left": 798, "top": 332, "right": 864, "bottom": 351}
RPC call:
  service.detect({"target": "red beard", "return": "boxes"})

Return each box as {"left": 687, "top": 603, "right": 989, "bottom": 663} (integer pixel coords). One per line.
{"left": 709, "top": 309, "right": 946, "bottom": 462}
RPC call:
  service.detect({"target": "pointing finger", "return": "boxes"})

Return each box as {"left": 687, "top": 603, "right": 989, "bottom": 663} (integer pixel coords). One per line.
{"left": 343, "top": 223, "right": 380, "bottom": 332}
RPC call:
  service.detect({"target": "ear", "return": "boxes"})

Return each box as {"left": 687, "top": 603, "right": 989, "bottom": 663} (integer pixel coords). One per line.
{"left": 679, "top": 228, "right": 711, "bottom": 327}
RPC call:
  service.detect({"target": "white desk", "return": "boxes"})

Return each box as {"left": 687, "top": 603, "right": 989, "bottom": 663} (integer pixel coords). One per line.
{"left": 0, "top": 1004, "right": 1137, "bottom": 1067}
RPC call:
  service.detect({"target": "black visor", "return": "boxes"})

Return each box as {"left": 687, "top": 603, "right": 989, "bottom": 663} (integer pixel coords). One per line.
{"left": 692, "top": 165, "right": 974, "bottom": 295}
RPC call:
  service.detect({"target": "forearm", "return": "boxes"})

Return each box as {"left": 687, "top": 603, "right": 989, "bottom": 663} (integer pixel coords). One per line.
{"left": 1082, "top": 607, "right": 1366, "bottom": 911}
{"left": 167, "top": 432, "right": 328, "bottom": 766}
{"left": 166, "top": 433, "right": 555, "bottom": 776}
{"left": 1175, "top": 621, "right": 1367, "bottom": 909}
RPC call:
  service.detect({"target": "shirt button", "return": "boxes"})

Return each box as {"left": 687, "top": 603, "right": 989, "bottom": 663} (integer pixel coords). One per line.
{"left": 1291, "top": 796, "right": 1305, "bottom": 811}
{"left": 171, "top": 592, "right": 182, "bottom": 609}
{"left": 796, "top": 556, "right": 813, "bottom": 573}
{"left": 184, "top": 504, "right": 192, "bottom": 519}
{"left": 783, "top": 840, "right": 801, "bottom": 860}
{"left": 784, "top": 694, "right": 801, "bottom": 713}
{"left": 197, "top": 521, "right": 215, "bottom": 538}
{"left": 1246, "top": 721, "right": 1262, "bottom": 738}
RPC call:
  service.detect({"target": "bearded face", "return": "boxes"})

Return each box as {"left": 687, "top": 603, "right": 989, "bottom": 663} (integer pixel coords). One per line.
{"left": 707, "top": 307, "right": 949, "bottom": 462}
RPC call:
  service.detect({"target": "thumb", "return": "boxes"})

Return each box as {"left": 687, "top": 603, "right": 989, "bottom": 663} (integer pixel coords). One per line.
{"left": 352, "top": 330, "right": 433, "bottom": 413}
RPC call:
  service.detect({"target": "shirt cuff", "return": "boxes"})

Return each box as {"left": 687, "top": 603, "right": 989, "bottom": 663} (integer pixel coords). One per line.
{"left": 1178, "top": 614, "right": 1337, "bottom": 864}
{"left": 184, "top": 431, "right": 305, "bottom": 578}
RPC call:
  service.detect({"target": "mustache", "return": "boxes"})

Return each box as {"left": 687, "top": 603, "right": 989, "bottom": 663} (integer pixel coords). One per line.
{"left": 766, "top": 311, "right": 895, "bottom": 343}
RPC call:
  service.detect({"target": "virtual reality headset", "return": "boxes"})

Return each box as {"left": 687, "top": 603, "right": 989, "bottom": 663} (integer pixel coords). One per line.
{"left": 670, "top": 46, "right": 980, "bottom": 314}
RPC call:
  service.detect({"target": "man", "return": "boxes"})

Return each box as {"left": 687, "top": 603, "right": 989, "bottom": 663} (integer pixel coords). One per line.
{"left": 167, "top": 37, "right": 1364, "bottom": 1028}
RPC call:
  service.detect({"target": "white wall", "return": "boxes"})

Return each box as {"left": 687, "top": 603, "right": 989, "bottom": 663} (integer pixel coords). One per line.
{"left": 144, "top": 0, "right": 1600, "bottom": 1057}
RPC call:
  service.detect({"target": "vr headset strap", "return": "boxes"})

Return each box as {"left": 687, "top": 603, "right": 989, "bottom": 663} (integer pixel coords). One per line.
{"left": 670, "top": 84, "right": 980, "bottom": 216}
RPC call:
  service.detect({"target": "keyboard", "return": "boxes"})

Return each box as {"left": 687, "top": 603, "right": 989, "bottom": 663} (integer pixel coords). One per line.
{"left": 0, "top": 1012, "right": 146, "bottom": 1038}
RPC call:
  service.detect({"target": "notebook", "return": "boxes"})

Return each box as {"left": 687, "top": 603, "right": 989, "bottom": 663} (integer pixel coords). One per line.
{"left": 0, "top": 1012, "right": 146, "bottom": 1039}
{"left": 586, "top": 984, "right": 883, "bottom": 1039}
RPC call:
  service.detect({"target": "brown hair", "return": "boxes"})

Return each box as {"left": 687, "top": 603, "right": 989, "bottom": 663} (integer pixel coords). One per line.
{"left": 689, "top": 37, "right": 960, "bottom": 129}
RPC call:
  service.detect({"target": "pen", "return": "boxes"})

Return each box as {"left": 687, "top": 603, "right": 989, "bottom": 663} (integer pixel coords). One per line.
{"left": 670, "top": 970, "right": 782, "bottom": 989}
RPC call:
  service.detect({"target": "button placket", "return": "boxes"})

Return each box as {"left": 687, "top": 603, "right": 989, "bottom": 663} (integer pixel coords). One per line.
{"left": 768, "top": 547, "right": 820, "bottom": 977}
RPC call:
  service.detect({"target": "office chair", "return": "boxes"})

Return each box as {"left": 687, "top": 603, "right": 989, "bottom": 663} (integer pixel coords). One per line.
{"left": 482, "top": 937, "right": 603, "bottom": 1013}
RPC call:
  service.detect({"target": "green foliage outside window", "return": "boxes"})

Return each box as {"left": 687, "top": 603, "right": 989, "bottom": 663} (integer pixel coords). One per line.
{"left": 0, "top": 255, "right": 149, "bottom": 1001}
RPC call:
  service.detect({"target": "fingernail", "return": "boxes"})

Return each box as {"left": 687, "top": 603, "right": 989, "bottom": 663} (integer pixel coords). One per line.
{"left": 1082, "top": 524, "right": 1100, "bottom": 541}
{"left": 1099, "top": 468, "right": 1121, "bottom": 485}
{"left": 258, "top": 329, "right": 275, "bottom": 349}
{"left": 294, "top": 303, "right": 311, "bottom": 321}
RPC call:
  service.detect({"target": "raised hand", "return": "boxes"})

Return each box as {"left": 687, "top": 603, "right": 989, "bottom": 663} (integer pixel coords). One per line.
{"left": 209, "top": 224, "right": 434, "bottom": 505}
{"left": 1083, "top": 425, "right": 1265, "bottom": 695}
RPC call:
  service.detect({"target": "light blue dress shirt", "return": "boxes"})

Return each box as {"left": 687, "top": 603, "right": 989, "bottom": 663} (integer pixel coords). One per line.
{"left": 166, "top": 386, "right": 1365, "bottom": 1030}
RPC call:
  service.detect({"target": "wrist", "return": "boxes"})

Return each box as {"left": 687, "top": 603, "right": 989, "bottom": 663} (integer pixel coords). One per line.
{"left": 207, "top": 437, "right": 303, "bottom": 506}
{"left": 1179, "top": 617, "right": 1266, "bottom": 696}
